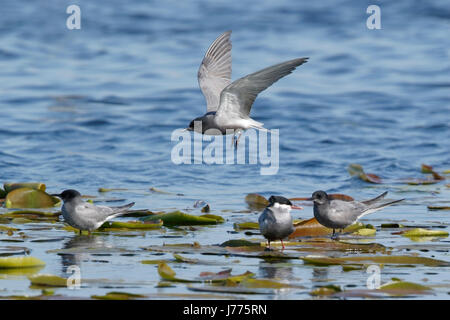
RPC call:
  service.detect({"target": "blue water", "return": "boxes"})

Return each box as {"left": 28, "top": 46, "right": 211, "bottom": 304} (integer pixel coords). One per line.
{"left": 0, "top": 0, "right": 449, "bottom": 299}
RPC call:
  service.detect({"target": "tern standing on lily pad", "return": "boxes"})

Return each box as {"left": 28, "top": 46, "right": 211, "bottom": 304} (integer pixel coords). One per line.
{"left": 52, "top": 189, "right": 135, "bottom": 235}
{"left": 259, "top": 196, "right": 303, "bottom": 249}
{"left": 186, "top": 31, "right": 308, "bottom": 146}
{"left": 308, "top": 191, "right": 404, "bottom": 237}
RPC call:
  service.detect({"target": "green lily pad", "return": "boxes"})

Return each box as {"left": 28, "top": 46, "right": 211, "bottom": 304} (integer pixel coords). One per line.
{"left": 427, "top": 206, "right": 450, "bottom": 211}
{"left": 348, "top": 164, "right": 382, "bottom": 184}
{"left": 5, "top": 188, "right": 60, "bottom": 208}
{"left": 0, "top": 256, "right": 46, "bottom": 269}
{"left": 28, "top": 274, "right": 68, "bottom": 287}
{"left": 378, "top": 280, "right": 432, "bottom": 296}
{"left": 245, "top": 194, "right": 269, "bottom": 210}
{"left": 300, "top": 255, "right": 448, "bottom": 267}
{"left": 99, "top": 219, "right": 163, "bottom": 230}
{"left": 220, "top": 239, "right": 260, "bottom": 247}
{"left": 92, "top": 292, "right": 147, "bottom": 300}
{"left": 401, "top": 228, "right": 449, "bottom": 238}
{"left": 3, "top": 183, "right": 46, "bottom": 193}
{"left": 240, "top": 278, "right": 299, "bottom": 289}
{"left": 143, "top": 211, "right": 222, "bottom": 226}
{"left": 233, "top": 222, "right": 260, "bottom": 231}
{"left": 98, "top": 188, "right": 128, "bottom": 193}
{"left": 173, "top": 253, "right": 198, "bottom": 264}
{"left": 352, "top": 228, "right": 376, "bottom": 236}
{"left": 310, "top": 284, "right": 341, "bottom": 296}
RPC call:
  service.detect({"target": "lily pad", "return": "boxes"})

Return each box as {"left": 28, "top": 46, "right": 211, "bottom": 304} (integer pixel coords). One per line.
{"left": 289, "top": 218, "right": 365, "bottom": 238}
{"left": 245, "top": 194, "right": 269, "bottom": 210}
{"left": 348, "top": 164, "right": 382, "bottom": 184}
{"left": 5, "top": 188, "right": 60, "bottom": 208}
{"left": 427, "top": 205, "right": 450, "bottom": 211}
{"left": 28, "top": 274, "right": 68, "bottom": 287}
{"left": 0, "top": 256, "right": 46, "bottom": 269}
{"left": 421, "top": 164, "right": 445, "bottom": 180}
{"left": 99, "top": 219, "right": 163, "bottom": 230}
{"left": 143, "top": 211, "right": 222, "bottom": 226}
{"left": 233, "top": 222, "right": 260, "bottom": 231}
{"left": 310, "top": 284, "right": 341, "bottom": 296}
{"left": 378, "top": 280, "right": 432, "bottom": 296}
{"left": 92, "top": 291, "right": 147, "bottom": 300}
{"left": 3, "top": 183, "right": 46, "bottom": 193}
{"left": 400, "top": 228, "right": 449, "bottom": 238}
{"left": 300, "top": 255, "right": 449, "bottom": 267}
{"left": 352, "top": 228, "right": 376, "bottom": 236}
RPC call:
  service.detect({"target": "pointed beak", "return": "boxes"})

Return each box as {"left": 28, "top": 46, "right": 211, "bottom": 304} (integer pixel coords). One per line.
{"left": 305, "top": 197, "right": 313, "bottom": 201}
{"left": 291, "top": 205, "right": 303, "bottom": 210}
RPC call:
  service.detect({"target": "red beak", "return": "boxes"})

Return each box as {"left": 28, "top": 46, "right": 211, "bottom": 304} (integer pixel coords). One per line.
{"left": 291, "top": 205, "right": 303, "bottom": 210}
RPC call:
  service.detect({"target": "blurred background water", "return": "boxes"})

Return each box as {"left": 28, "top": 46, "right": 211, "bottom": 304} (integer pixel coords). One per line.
{"left": 0, "top": 0, "right": 449, "bottom": 299}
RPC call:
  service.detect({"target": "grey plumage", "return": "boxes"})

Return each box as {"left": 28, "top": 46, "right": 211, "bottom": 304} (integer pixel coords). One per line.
{"left": 53, "top": 189, "right": 135, "bottom": 233}
{"left": 258, "top": 196, "right": 298, "bottom": 249}
{"left": 188, "top": 31, "right": 308, "bottom": 135}
{"left": 310, "top": 190, "right": 404, "bottom": 234}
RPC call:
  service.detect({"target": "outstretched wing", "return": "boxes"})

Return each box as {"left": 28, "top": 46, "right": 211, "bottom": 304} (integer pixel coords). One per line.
{"left": 215, "top": 58, "right": 308, "bottom": 121}
{"left": 198, "top": 31, "right": 232, "bottom": 112}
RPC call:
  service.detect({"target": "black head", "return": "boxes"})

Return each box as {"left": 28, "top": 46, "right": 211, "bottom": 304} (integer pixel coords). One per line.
{"left": 52, "top": 189, "right": 81, "bottom": 202}
{"left": 268, "top": 195, "right": 293, "bottom": 207}
{"left": 309, "top": 190, "right": 329, "bottom": 205}
{"left": 187, "top": 117, "right": 204, "bottom": 132}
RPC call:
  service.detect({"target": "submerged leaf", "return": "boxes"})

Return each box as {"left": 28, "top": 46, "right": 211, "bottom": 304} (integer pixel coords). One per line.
{"left": 0, "top": 256, "right": 46, "bottom": 269}
{"left": 245, "top": 194, "right": 269, "bottom": 210}
{"left": 421, "top": 164, "right": 445, "bottom": 180}
{"left": 348, "top": 164, "right": 382, "bottom": 184}
{"left": 5, "top": 188, "right": 60, "bottom": 208}
{"left": 143, "top": 211, "right": 222, "bottom": 226}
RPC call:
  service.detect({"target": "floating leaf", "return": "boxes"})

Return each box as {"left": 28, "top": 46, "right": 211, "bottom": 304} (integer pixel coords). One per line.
{"left": 245, "top": 194, "right": 269, "bottom": 210}
{"left": 4, "top": 183, "right": 46, "bottom": 193}
{"left": 0, "top": 256, "right": 46, "bottom": 269}
{"left": 5, "top": 188, "right": 60, "bottom": 208}
{"left": 240, "top": 278, "right": 299, "bottom": 289}
{"left": 300, "top": 255, "right": 448, "bottom": 267}
{"left": 92, "top": 291, "right": 147, "bottom": 300}
{"left": 378, "top": 280, "right": 432, "bottom": 296}
{"left": 199, "top": 214, "right": 224, "bottom": 223}
{"left": 143, "top": 211, "right": 222, "bottom": 226}
{"left": 233, "top": 222, "right": 259, "bottom": 231}
{"left": 381, "top": 223, "right": 404, "bottom": 228}
{"left": 28, "top": 274, "right": 68, "bottom": 287}
{"left": 99, "top": 219, "right": 163, "bottom": 230}
{"left": 150, "top": 187, "right": 183, "bottom": 196}
{"left": 400, "top": 228, "right": 449, "bottom": 238}
{"left": 98, "top": 188, "right": 128, "bottom": 193}
{"left": 348, "top": 164, "right": 382, "bottom": 184}
{"left": 220, "top": 240, "right": 260, "bottom": 247}
{"left": 352, "top": 228, "right": 376, "bottom": 236}
{"left": 421, "top": 164, "right": 445, "bottom": 180}
{"left": 173, "top": 253, "right": 198, "bottom": 264}
{"left": 310, "top": 284, "right": 341, "bottom": 296}
{"left": 289, "top": 218, "right": 365, "bottom": 238}
{"left": 427, "top": 205, "right": 450, "bottom": 211}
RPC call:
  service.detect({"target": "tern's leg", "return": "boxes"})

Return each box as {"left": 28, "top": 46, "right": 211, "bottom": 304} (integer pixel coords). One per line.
{"left": 281, "top": 239, "right": 285, "bottom": 250}
{"left": 235, "top": 130, "right": 243, "bottom": 148}
{"left": 78, "top": 229, "right": 82, "bottom": 235}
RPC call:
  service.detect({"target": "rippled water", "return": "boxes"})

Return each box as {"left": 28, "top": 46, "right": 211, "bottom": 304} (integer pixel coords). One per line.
{"left": 0, "top": 0, "right": 449, "bottom": 299}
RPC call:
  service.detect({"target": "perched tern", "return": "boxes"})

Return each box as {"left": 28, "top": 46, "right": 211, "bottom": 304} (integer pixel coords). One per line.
{"left": 308, "top": 191, "right": 404, "bottom": 237}
{"left": 258, "top": 195, "right": 303, "bottom": 249}
{"left": 52, "top": 189, "right": 135, "bottom": 234}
